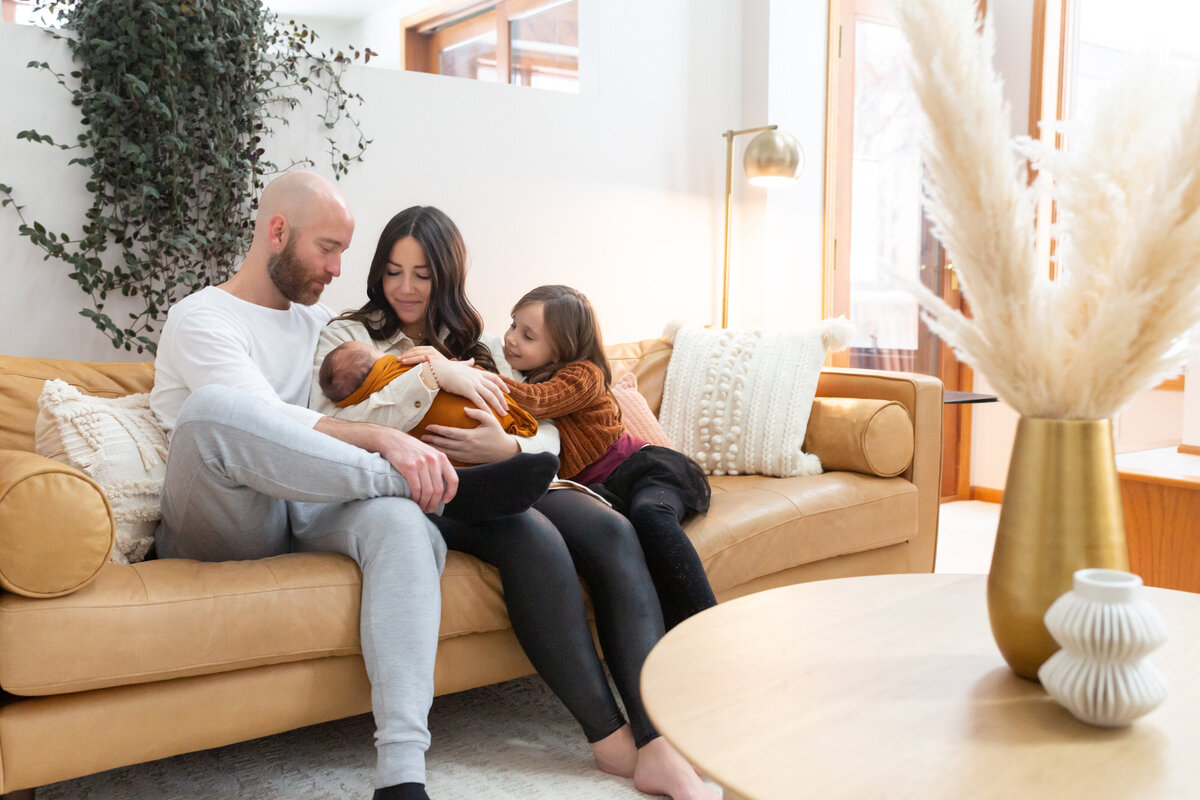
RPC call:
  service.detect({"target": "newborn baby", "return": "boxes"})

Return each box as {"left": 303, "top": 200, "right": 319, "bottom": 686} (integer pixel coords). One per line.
{"left": 316, "top": 340, "right": 554, "bottom": 520}
{"left": 319, "top": 340, "right": 538, "bottom": 460}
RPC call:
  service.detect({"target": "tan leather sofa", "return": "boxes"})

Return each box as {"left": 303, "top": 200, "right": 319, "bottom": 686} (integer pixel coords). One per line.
{"left": 0, "top": 339, "right": 942, "bottom": 797}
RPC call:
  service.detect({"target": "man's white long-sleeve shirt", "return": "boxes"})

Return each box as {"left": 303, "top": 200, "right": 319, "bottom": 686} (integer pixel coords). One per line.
{"left": 151, "top": 286, "right": 332, "bottom": 437}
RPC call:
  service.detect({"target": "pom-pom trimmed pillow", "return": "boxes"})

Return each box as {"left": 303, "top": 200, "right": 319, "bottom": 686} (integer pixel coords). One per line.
{"left": 659, "top": 320, "right": 853, "bottom": 477}
{"left": 35, "top": 379, "right": 167, "bottom": 563}
{"left": 611, "top": 371, "right": 673, "bottom": 448}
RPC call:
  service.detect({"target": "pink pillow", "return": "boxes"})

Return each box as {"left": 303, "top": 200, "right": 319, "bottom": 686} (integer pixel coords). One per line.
{"left": 612, "top": 372, "right": 673, "bottom": 448}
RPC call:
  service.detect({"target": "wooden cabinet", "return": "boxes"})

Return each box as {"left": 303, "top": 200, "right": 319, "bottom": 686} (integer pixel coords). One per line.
{"left": 1119, "top": 466, "right": 1200, "bottom": 593}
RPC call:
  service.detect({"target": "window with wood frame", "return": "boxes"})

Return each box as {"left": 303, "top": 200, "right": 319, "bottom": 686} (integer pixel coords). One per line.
{"left": 403, "top": 0, "right": 578, "bottom": 93}
{"left": 1, "top": 0, "right": 54, "bottom": 25}
{"left": 1032, "top": 0, "right": 1200, "bottom": 270}
{"left": 1030, "top": 0, "right": 1199, "bottom": 389}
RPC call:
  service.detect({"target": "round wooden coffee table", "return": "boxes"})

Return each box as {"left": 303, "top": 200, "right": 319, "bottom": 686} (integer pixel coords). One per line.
{"left": 641, "top": 573, "right": 1200, "bottom": 800}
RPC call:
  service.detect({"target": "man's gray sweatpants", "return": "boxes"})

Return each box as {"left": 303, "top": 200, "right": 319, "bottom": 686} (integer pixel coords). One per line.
{"left": 156, "top": 384, "right": 446, "bottom": 789}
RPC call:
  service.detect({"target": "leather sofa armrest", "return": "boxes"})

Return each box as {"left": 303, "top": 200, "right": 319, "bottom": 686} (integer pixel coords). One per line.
{"left": 815, "top": 368, "right": 944, "bottom": 573}
{"left": 0, "top": 449, "right": 114, "bottom": 598}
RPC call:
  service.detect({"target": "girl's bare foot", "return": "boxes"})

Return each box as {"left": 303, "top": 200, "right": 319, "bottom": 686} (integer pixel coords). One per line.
{"left": 591, "top": 724, "right": 638, "bottom": 778}
{"left": 633, "top": 736, "right": 720, "bottom": 800}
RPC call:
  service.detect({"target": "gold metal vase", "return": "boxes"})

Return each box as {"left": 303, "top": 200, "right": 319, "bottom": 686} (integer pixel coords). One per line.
{"left": 987, "top": 417, "right": 1130, "bottom": 681}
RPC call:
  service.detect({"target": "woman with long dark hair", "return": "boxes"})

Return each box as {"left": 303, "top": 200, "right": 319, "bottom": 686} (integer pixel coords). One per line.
{"left": 311, "top": 206, "right": 717, "bottom": 800}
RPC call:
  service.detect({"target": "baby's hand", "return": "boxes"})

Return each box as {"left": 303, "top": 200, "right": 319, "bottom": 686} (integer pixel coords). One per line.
{"left": 399, "top": 346, "right": 448, "bottom": 364}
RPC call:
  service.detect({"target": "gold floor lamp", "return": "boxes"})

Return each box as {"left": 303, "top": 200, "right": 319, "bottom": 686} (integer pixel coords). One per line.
{"left": 720, "top": 125, "right": 803, "bottom": 327}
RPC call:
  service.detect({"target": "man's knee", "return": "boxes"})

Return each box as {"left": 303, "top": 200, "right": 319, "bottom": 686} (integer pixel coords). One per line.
{"left": 176, "top": 384, "right": 243, "bottom": 428}
{"left": 357, "top": 497, "right": 448, "bottom": 571}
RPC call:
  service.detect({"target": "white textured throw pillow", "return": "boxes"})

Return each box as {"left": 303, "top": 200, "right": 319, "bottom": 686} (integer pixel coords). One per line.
{"left": 659, "top": 320, "right": 853, "bottom": 477}
{"left": 35, "top": 379, "right": 167, "bottom": 563}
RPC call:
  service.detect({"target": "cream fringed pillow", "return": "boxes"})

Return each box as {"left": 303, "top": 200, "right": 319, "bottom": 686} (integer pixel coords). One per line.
{"left": 35, "top": 379, "right": 167, "bottom": 563}
{"left": 659, "top": 320, "right": 853, "bottom": 477}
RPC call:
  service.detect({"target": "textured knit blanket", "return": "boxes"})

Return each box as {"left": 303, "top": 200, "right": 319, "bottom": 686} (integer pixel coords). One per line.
{"left": 659, "top": 319, "right": 853, "bottom": 477}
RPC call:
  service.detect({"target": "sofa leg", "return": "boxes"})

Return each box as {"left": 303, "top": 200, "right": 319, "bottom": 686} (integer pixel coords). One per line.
{"left": 1, "top": 789, "right": 35, "bottom": 799}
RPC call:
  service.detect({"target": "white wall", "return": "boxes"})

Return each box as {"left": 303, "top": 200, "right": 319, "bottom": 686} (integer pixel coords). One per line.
{"left": 713, "top": 0, "right": 828, "bottom": 330}
{"left": 1, "top": 0, "right": 786, "bottom": 363}
{"left": 1114, "top": 389, "right": 1186, "bottom": 453}
{"left": 1184, "top": 358, "right": 1200, "bottom": 448}
{"left": 762, "top": 0, "right": 827, "bottom": 327}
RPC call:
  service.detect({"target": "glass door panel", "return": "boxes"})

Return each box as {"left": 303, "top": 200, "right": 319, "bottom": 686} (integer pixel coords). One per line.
{"left": 846, "top": 18, "right": 944, "bottom": 377}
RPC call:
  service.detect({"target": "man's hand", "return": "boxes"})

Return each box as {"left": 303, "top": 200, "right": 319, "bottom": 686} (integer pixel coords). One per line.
{"left": 315, "top": 416, "right": 457, "bottom": 512}
{"left": 423, "top": 407, "right": 522, "bottom": 464}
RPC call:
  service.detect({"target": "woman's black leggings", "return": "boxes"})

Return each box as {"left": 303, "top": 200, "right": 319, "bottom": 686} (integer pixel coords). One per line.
{"left": 433, "top": 490, "right": 664, "bottom": 747}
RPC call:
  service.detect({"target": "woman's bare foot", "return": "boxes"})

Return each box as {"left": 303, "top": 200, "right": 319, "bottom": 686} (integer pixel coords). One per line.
{"left": 591, "top": 724, "right": 638, "bottom": 778}
{"left": 633, "top": 736, "right": 720, "bottom": 800}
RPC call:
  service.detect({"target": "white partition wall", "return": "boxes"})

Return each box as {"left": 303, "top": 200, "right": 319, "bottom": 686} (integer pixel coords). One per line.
{"left": 1183, "top": 358, "right": 1200, "bottom": 451}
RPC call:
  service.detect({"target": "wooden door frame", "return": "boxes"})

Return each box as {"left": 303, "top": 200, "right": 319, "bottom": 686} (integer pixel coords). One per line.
{"left": 823, "top": 0, "right": 983, "bottom": 499}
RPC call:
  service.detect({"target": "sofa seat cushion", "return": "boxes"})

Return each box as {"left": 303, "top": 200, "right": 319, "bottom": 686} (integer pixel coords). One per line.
{"left": 0, "top": 553, "right": 365, "bottom": 696}
{"left": 0, "top": 548, "right": 518, "bottom": 697}
{"left": 0, "top": 474, "right": 916, "bottom": 697}
{"left": 689, "top": 472, "right": 918, "bottom": 594}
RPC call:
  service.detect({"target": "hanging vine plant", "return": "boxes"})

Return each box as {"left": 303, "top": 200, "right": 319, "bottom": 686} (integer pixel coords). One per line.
{"left": 0, "top": 0, "right": 375, "bottom": 353}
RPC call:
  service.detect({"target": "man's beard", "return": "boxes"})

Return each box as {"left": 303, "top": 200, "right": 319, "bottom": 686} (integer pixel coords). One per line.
{"left": 267, "top": 237, "right": 326, "bottom": 305}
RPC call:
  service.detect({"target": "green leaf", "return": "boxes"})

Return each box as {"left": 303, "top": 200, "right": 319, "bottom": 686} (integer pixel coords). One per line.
{"left": 13, "top": 0, "right": 372, "bottom": 353}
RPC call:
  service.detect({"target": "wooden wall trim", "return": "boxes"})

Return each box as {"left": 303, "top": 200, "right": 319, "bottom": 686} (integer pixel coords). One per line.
{"left": 970, "top": 486, "right": 1004, "bottom": 504}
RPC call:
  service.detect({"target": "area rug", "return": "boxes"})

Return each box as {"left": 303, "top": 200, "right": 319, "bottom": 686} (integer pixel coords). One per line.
{"left": 39, "top": 675, "right": 716, "bottom": 799}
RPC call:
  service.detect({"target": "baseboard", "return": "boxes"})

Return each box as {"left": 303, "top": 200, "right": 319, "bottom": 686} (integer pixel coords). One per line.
{"left": 970, "top": 486, "right": 1004, "bottom": 504}
{"left": 1178, "top": 443, "right": 1200, "bottom": 456}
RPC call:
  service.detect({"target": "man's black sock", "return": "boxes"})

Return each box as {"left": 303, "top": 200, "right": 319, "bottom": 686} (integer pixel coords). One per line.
{"left": 443, "top": 452, "right": 559, "bottom": 523}
{"left": 372, "top": 783, "right": 430, "bottom": 800}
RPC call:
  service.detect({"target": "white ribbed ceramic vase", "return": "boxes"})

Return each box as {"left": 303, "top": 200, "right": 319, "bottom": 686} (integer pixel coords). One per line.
{"left": 1038, "top": 568, "right": 1168, "bottom": 727}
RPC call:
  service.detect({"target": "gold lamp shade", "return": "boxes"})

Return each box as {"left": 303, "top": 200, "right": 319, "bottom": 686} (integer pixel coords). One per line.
{"left": 744, "top": 129, "right": 802, "bottom": 187}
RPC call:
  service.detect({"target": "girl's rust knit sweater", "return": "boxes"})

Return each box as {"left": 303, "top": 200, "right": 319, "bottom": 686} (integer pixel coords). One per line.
{"left": 502, "top": 360, "right": 623, "bottom": 480}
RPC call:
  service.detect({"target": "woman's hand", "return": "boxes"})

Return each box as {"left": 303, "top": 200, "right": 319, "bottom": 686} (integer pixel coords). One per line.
{"left": 398, "top": 346, "right": 446, "bottom": 365}
{"left": 423, "top": 407, "right": 522, "bottom": 464}
{"left": 398, "top": 346, "right": 509, "bottom": 416}
{"left": 431, "top": 360, "right": 510, "bottom": 416}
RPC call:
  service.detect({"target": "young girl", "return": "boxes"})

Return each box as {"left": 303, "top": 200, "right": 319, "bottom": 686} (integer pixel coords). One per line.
{"left": 499, "top": 284, "right": 717, "bottom": 630}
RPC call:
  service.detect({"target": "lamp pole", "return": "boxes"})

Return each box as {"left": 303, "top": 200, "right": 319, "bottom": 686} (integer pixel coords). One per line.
{"left": 721, "top": 125, "right": 778, "bottom": 328}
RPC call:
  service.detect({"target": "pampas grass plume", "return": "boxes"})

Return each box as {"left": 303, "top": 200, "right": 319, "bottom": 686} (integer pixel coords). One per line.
{"left": 891, "top": 0, "right": 1200, "bottom": 418}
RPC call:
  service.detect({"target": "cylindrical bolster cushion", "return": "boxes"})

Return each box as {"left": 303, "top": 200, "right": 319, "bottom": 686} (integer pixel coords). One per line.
{"left": 804, "top": 398, "right": 915, "bottom": 477}
{"left": 0, "top": 449, "right": 114, "bottom": 598}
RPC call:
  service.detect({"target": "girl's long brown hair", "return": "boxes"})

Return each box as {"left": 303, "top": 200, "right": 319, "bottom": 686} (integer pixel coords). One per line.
{"left": 513, "top": 285, "right": 611, "bottom": 387}
{"left": 336, "top": 206, "right": 496, "bottom": 371}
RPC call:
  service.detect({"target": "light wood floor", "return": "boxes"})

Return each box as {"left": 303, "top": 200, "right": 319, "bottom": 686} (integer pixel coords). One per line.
{"left": 935, "top": 500, "right": 999, "bottom": 574}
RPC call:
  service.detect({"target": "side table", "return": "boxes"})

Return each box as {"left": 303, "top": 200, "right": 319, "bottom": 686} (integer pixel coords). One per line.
{"left": 943, "top": 390, "right": 998, "bottom": 404}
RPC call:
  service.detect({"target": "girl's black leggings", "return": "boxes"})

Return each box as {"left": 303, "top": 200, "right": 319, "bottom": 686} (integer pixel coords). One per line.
{"left": 432, "top": 489, "right": 665, "bottom": 747}
{"left": 626, "top": 484, "right": 718, "bottom": 630}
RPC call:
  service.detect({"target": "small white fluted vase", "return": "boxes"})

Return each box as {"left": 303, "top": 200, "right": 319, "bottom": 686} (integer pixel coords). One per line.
{"left": 1038, "top": 568, "right": 1168, "bottom": 727}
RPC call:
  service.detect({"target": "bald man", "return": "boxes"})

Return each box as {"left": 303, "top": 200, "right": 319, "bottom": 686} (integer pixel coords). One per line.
{"left": 150, "top": 172, "right": 552, "bottom": 800}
